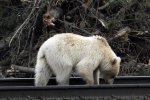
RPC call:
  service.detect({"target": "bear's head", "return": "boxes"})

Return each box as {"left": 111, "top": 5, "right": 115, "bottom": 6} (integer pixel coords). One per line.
{"left": 100, "top": 57, "right": 121, "bottom": 84}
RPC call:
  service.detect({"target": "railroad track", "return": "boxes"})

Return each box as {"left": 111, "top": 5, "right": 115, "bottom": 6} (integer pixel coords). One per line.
{"left": 1, "top": 76, "right": 150, "bottom": 86}
{"left": 0, "top": 76, "right": 150, "bottom": 99}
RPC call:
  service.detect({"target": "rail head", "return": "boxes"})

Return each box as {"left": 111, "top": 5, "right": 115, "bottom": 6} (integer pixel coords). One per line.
{"left": 1, "top": 84, "right": 150, "bottom": 90}
{"left": 1, "top": 76, "right": 150, "bottom": 81}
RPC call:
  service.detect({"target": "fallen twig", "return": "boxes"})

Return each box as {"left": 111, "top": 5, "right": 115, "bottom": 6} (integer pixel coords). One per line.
{"left": 108, "top": 26, "right": 131, "bottom": 41}
{"left": 88, "top": 8, "right": 107, "bottom": 28}
{"left": 98, "top": 0, "right": 115, "bottom": 10}
{"left": 58, "top": 19, "right": 94, "bottom": 36}
{"left": 148, "top": 55, "right": 150, "bottom": 65}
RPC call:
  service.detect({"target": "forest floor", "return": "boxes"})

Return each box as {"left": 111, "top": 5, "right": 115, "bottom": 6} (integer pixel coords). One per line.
{"left": 0, "top": 0, "right": 150, "bottom": 78}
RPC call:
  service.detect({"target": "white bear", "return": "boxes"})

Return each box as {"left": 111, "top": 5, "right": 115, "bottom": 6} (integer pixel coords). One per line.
{"left": 35, "top": 33, "right": 121, "bottom": 86}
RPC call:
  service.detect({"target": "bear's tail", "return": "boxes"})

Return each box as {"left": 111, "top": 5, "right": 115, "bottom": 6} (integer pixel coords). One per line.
{"left": 35, "top": 49, "right": 52, "bottom": 86}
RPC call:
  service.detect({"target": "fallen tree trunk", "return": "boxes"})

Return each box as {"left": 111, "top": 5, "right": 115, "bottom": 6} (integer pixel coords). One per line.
{"left": 108, "top": 26, "right": 131, "bottom": 42}
{"left": 11, "top": 65, "right": 35, "bottom": 74}
{"left": 0, "top": 72, "right": 5, "bottom": 78}
{"left": 148, "top": 55, "right": 150, "bottom": 65}
{"left": 10, "top": 65, "right": 81, "bottom": 77}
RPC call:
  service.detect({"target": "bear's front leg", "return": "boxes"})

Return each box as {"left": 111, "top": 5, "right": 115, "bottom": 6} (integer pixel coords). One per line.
{"left": 76, "top": 62, "right": 95, "bottom": 85}
{"left": 93, "top": 67, "right": 100, "bottom": 85}
{"left": 80, "top": 70, "right": 94, "bottom": 85}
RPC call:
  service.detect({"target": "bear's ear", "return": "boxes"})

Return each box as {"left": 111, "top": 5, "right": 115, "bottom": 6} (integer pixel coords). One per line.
{"left": 112, "top": 57, "right": 121, "bottom": 65}
{"left": 117, "top": 57, "right": 121, "bottom": 63}
{"left": 112, "top": 57, "right": 117, "bottom": 65}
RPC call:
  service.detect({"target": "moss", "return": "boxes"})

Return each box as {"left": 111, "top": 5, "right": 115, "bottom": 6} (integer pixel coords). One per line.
{"left": 21, "top": 2, "right": 28, "bottom": 6}
{"left": 145, "top": 0, "right": 150, "bottom": 8}
{"left": 0, "top": 7, "right": 6, "bottom": 17}
{"left": 119, "top": 60, "right": 137, "bottom": 76}
{"left": 80, "top": 21, "right": 86, "bottom": 29}
{"left": 105, "top": 0, "right": 150, "bottom": 31}
{"left": 31, "top": 56, "right": 37, "bottom": 67}
{"left": 0, "top": 58, "right": 11, "bottom": 66}
{"left": 106, "top": 20, "right": 116, "bottom": 30}
{"left": 49, "top": 30, "right": 57, "bottom": 37}
{"left": 38, "top": 0, "right": 55, "bottom": 13}
{"left": 139, "top": 69, "right": 150, "bottom": 76}
{"left": 64, "top": 22, "right": 74, "bottom": 33}
{"left": 0, "top": 66, "right": 9, "bottom": 70}
{"left": 107, "top": 0, "right": 126, "bottom": 10}
{"left": 6, "top": 12, "right": 17, "bottom": 28}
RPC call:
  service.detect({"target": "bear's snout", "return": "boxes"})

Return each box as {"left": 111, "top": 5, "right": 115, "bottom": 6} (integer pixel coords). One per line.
{"left": 105, "top": 78, "right": 114, "bottom": 84}
{"left": 108, "top": 78, "right": 114, "bottom": 84}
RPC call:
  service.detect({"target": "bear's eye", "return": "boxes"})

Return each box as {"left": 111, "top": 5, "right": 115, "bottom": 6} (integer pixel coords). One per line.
{"left": 110, "top": 76, "right": 115, "bottom": 79}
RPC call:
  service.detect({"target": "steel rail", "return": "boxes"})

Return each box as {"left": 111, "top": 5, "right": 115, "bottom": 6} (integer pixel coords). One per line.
{"left": 0, "top": 76, "right": 150, "bottom": 86}
{"left": 0, "top": 84, "right": 150, "bottom": 98}
{"left": 0, "top": 76, "right": 150, "bottom": 98}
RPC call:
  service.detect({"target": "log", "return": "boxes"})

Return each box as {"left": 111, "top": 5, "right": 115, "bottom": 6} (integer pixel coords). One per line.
{"left": 0, "top": 72, "right": 5, "bottom": 78}
{"left": 108, "top": 26, "right": 131, "bottom": 41}
{"left": 136, "top": 63, "right": 150, "bottom": 69}
{"left": 10, "top": 65, "right": 80, "bottom": 77}
{"left": 11, "top": 65, "right": 35, "bottom": 74}
{"left": 148, "top": 55, "right": 150, "bottom": 65}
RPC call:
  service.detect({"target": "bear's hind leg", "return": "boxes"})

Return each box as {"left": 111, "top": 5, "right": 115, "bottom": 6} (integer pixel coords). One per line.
{"left": 35, "top": 66, "right": 52, "bottom": 86}
{"left": 35, "top": 58, "right": 52, "bottom": 86}
{"left": 56, "top": 66, "right": 72, "bottom": 85}
{"left": 56, "top": 75, "right": 70, "bottom": 85}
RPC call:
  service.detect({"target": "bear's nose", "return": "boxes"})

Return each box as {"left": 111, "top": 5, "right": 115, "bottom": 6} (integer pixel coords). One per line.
{"left": 107, "top": 79, "right": 114, "bottom": 84}
{"left": 104, "top": 80, "right": 109, "bottom": 84}
{"left": 104, "top": 79, "right": 114, "bottom": 84}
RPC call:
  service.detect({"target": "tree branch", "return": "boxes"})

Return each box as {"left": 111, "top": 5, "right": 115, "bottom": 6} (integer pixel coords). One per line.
{"left": 98, "top": 0, "right": 115, "bottom": 10}
{"left": 9, "top": 0, "right": 39, "bottom": 46}
{"left": 108, "top": 26, "right": 131, "bottom": 41}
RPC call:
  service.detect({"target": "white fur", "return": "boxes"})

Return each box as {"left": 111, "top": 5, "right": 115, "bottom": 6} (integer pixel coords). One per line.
{"left": 35, "top": 33, "right": 121, "bottom": 86}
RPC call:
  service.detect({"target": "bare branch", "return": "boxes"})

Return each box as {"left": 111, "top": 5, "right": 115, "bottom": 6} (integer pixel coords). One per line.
{"left": 9, "top": 0, "right": 39, "bottom": 46}
{"left": 98, "top": 0, "right": 115, "bottom": 10}
{"left": 108, "top": 26, "right": 131, "bottom": 41}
